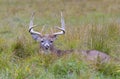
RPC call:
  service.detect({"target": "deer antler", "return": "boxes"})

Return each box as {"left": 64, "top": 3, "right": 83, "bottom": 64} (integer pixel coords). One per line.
{"left": 53, "top": 12, "right": 65, "bottom": 36}
{"left": 29, "top": 12, "right": 42, "bottom": 36}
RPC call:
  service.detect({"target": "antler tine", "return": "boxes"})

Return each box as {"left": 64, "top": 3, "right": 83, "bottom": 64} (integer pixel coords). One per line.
{"left": 53, "top": 12, "right": 65, "bottom": 36}
{"left": 29, "top": 12, "right": 42, "bottom": 36}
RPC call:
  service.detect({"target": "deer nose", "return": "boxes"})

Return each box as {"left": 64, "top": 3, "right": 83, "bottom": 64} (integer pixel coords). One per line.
{"left": 44, "top": 43, "right": 50, "bottom": 49}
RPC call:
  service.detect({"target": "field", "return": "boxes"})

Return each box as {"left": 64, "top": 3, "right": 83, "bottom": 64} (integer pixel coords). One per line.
{"left": 0, "top": 0, "right": 120, "bottom": 79}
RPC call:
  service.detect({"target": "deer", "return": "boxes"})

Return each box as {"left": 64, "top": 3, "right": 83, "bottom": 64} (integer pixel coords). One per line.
{"left": 28, "top": 12, "right": 110, "bottom": 63}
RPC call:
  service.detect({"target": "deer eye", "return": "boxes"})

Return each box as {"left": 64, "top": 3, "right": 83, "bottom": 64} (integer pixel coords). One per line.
{"left": 41, "top": 40, "right": 44, "bottom": 43}
{"left": 50, "top": 41, "right": 53, "bottom": 43}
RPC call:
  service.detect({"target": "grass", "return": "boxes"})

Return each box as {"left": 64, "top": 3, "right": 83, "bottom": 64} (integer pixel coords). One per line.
{"left": 0, "top": 0, "right": 120, "bottom": 79}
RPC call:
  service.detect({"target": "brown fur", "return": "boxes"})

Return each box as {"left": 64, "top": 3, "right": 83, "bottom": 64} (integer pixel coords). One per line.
{"left": 39, "top": 44, "right": 110, "bottom": 63}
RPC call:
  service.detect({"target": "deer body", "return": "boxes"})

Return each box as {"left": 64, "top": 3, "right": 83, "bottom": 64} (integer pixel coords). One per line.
{"left": 29, "top": 12, "right": 110, "bottom": 62}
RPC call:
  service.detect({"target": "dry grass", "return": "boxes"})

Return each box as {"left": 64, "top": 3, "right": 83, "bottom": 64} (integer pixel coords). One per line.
{"left": 0, "top": 0, "right": 120, "bottom": 79}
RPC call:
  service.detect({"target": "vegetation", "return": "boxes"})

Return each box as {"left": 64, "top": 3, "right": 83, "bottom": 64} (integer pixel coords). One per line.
{"left": 0, "top": 0, "right": 120, "bottom": 79}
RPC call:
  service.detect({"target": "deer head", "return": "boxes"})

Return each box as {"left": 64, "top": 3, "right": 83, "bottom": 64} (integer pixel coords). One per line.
{"left": 29, "top": 12, "right": 65, "bottom": 52}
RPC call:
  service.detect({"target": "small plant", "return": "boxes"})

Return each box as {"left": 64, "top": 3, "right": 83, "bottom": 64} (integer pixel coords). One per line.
{"left": 11, "top": 37, "right": 32, "bottom": 58}
{"left": 0, "top": 38, "right": 7, "bottom": 53}
{"left": 50, "top": 53, "right": 89, "bottom": 79}
{"left": 93, "top": 60, "right": 120, "bottom": 76}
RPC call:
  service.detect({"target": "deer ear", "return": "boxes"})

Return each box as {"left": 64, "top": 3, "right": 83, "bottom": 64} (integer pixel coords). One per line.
{"left": 31, "top": 33, "right": 41, "bottom": 41}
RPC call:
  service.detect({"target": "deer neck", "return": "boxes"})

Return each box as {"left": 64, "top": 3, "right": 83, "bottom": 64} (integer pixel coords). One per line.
{"left": 40, "top": 44, "right": 74, "bottom": 56}
{"left": 39, "top": 45, "right": 64, "bottom": 56}
{"left": 49, "top": 46, "right": 74, "bottom": 56}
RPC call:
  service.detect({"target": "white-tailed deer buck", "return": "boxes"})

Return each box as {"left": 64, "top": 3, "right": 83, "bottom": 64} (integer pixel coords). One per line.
{"left": 29, "top": 12, "right": 110, "bottom": 62}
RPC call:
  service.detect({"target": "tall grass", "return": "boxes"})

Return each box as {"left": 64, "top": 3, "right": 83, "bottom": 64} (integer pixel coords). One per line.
{"left": 0, "top": 0, "right": 120, "bottom": 79}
